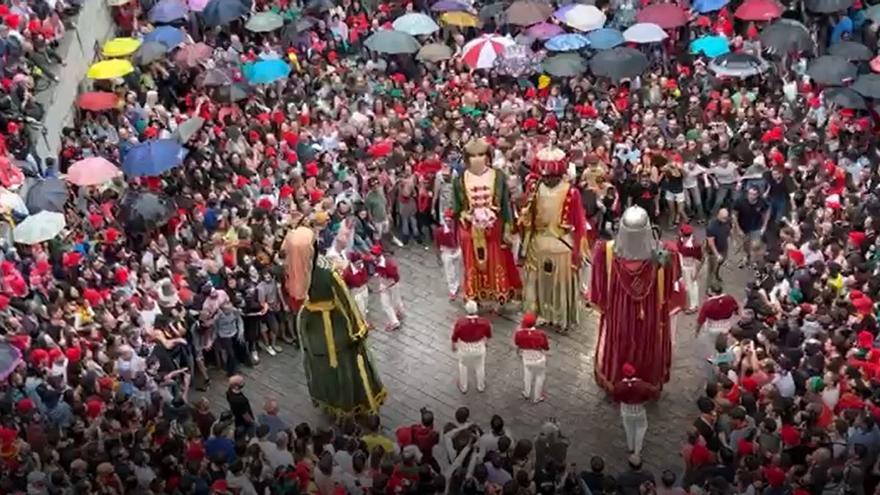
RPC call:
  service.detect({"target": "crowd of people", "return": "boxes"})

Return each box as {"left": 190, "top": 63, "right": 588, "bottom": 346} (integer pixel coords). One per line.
{"left": 0, "top": 0, "right": 876, "bottom": 489}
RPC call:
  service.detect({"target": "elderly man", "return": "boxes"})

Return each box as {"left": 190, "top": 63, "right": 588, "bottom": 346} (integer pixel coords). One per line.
{"left": 257, "top": 398, "right": 289, "bottom": 442}
{"left": 451, "top": 300, "right": 492, "bottom": 393}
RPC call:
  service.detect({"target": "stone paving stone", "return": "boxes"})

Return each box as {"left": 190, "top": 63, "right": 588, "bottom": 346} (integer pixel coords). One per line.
{"left": 198, "top": 237, "right": 751, "bottom": 476}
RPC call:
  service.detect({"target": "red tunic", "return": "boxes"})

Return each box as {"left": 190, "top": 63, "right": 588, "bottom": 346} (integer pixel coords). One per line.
{"left": 433, "top": 225, "right": 459, "bottom": 249}
{"left": 697, "top": 294, "right": 739, "bottom": 326}
{"left": 375, "top": 258, "right": 400, "bottom": 283}
{"left": 342, "top": 266, "right": 369, "bottom": 289}
{"left": 611, "top": 378, "right": 655, "bottom": 404}
{"left": 677, "top": 236, "right": 704, "bottom": 260}
{"left": 514, "top": 328, "right": 550, "bottom": 351}
{"left": 451, "top": 317, "right": 492, "bottom": 343}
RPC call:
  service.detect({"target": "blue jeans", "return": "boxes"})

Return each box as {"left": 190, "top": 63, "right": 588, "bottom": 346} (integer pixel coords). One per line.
{"left": 712, "top": 184, "right": 735, "bottom": 215}
{"left": 399, "top": 215, "right": 419, "bottom": 243}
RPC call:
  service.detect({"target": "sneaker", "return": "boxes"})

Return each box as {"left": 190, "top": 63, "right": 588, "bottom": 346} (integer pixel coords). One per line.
{"left": 266, "top": 346, "right": 277, "bottom": 357}
{"left": 456, "top": 378, "right": 467, "bottom": 394}
{"left": 392, "top": 237, "right": 405, "bottom": 247}
{"left": 272, "top": 345, "right": 283, "bottom": 354}
{"left": 385, "top": 322, "right": 401, "bottom": 331}
{"left": 521, "top": 391, "right": 530, "bottom": 400}
{"left": 251, "top": 351, "right": 260, "bottom": 364}
{"left": 448, "top": 292, "right": 457, "bottom": 301}
{"left": 533, "top": 393, "right": 546, "bottom": 403}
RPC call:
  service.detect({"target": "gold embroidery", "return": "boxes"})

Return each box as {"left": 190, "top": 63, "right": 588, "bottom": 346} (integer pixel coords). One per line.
{"left": 304, "top": 300, "right": 338, "bottom": 368}
{"left": 357, "top": 354, "right": 379, "bottom": 413}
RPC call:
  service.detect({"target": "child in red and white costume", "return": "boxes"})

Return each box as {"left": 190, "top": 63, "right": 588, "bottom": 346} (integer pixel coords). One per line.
{"left": 372, "top": 245, "right": 404, "bottom": 331}
{"left": 677, "top": 223, "right": 703, "bottom": 313}
{"left": 342, "top": 251, "right": 370, "bottom": 321}
{"left": 612, "top": 363, "right": 654, "bottom": 455}
{"left": 433, "top": 208, "right": 462, "bottom": 300}
{"left": 514, "top": 312, "right": 550, "bottom": 403}
{"left": 451, "top": 300, "right": 492, "bottom": 393}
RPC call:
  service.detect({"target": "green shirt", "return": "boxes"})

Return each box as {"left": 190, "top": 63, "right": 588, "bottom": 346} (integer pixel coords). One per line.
{"left": 364, "top": 190, "right": 387, "bottom": 223}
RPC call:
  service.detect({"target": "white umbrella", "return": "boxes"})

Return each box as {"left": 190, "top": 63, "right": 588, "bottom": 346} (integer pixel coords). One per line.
{"left": 461, "top": 34, "right": 516, "bottom": 69}
{"left": 623, "top": 23, "right": 668, "bottom": 43}
{"left": 14, "top": 211, "right": 66, "bottom": 245}
{"left": 554, "top": 4, "right": 606, "bottom": 31}
{"left": 0, "top": 189, "right": 27, "bottom": 217}
{"left": 392, "top": 13, "right": 441, "bottom": 35}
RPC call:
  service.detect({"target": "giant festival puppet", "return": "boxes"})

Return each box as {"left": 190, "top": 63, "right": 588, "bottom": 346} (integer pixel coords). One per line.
{"left": 589, "top": 206, "right": 682, "bottom": 397}
{"left": 453, "top": 138, "right": 522, "bottom": 306}
{"left": 283, "top": 224, "right": 386, "bottom": 416}
{"left": 519, "top": 146, "right": 594, "bottom": 331}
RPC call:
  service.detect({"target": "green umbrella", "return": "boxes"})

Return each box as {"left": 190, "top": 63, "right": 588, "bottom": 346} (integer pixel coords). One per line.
{"left": 541, "top": 53, "right": 586, "bottom": 77}
{"left": 132, "top": 41, "right": 167, "bottom": 66}
{"left": 246, "top": 11, "right": 285, "bottom": 32}
{"left": 417, "top": 42, "right": 453, "bottom": 62}
{"left": 364, "top": 30, "right": 420, "bottom": 54}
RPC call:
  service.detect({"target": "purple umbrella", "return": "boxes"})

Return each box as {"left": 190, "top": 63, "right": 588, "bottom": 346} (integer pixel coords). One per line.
{"left": 0, "top": 343, "right": 21, "bottom": 381}
{"left": 149, "top": 0, "right": 189, "bottom": 23}
{"left": 526, "top": 22, "right": 564, "bottom": 40}
{"left": 431, "top": 0, "right": 471, "bottom": 12}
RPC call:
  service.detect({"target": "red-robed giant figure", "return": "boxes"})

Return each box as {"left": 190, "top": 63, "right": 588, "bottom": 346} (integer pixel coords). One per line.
{"left": 589, "top": 206, "right": 682, "bottom": 398}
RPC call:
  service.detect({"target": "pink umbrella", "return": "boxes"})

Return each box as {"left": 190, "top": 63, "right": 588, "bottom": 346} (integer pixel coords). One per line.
{"left": 526, "top": 22, "right": 564, "bottom": 40}
{"left": 174, "top": 43, "right": 214, "bottom": 68}
{"left": 188, "top": 0, "right": 209, "bottom": 11}
{"left": 636, "top": 3, "right": 689, "bottom": 29}
{"left": 66, "top": 157, "right": 121, "bottom": 186}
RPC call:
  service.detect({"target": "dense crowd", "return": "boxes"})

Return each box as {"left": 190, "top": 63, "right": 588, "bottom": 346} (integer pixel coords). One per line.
{"left": 0, "top": 0, "right": 877, "bottom": 489}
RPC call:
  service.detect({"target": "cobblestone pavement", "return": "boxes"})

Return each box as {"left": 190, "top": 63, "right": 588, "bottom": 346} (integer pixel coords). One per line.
{"left": 198, "top": 239, "right": 750, "bottom": 475}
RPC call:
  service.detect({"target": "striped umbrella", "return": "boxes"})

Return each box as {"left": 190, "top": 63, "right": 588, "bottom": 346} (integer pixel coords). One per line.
{"left": 461, "top": 34, "right": 515, "bottom": 69}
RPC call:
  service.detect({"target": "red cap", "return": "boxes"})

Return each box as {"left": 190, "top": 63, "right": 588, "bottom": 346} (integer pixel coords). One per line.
{"left": 0, "top": 294, "right": 9, "bottom": 311}
{"left": 521, "top": 312, "right": 537, "bottom": 328}
{"left": 855, "top": 298, "right": 874, "bottom": 317}
{"left": 105, "top": 228, "right": 120, "bottom": 244}
{"left": 98, "top": 375, "right": 115, "bottom": 391}
{"left": 16, "top": 398, "right": 34, "bottom": 414}
{"left": 370, "top": 244, "right": 383, "bottom": 256}
{"left": 787, "top": 249, "right": 805, "bottom": 267}
{"left": 211, "top": 480, "right": 230, "bottom": 493}
{"left": 234, "top": 175, "right": 249, "bottom": 188}
{"left": 260, "top": 177, "right": 272, "bottom": 188}
{"left": 30, "top": 348, "right": 49, "bottom": 366}
{"left": 309, "top": 189, "right": 324, "bottom": 204}
{"left": 47, "top": 347, "right": 63, "bottom": 363}
{"left": 282, "top": 131, "right": 298, "bottom": 146}
{"left": 443, "top": 208, "right": 454, "bottom": 219}
{"left": 115, "top": 267, "right": 129, "bottom": 285}
{"left": 33, "top": 260, "right": 50, "bottom": 275}
{"left": 305, "top": 162, "right": 319, "bottom": 178}
{"left": 86, "top": 399, "right": 103, "bottom": 418}
{"left": 679, "top": 223, "right": 693, "bottom": 236}
{"left": 83, "top": 288, "right": 102, "bottom": 307}
{"left": 65, "top": 347, "right": 81, "bottom": 363}
{"left": 257, "top": 197, "right": 273, "bottom": 210}
{"left": 279, "top": 184, "right": 294, "bottom": 199}
{"left": 62, "top": 251, "right": 82, "bottom": 269}
{"left": 622, "top": 363, "right": 636, "bottom": 378}
{"left": 7, "top": 334, "right": 29, "bottom": 352}
{"left": 850, "top": 231, "right": 867, "bottom": 247}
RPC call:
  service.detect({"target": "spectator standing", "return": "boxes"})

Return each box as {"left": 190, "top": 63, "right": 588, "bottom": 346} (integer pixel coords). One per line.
{"left": 705, "top": 208, "right": 732, "bottom": 292}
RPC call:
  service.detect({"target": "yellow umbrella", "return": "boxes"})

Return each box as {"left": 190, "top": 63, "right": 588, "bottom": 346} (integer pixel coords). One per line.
{"left": 440, "top": 11, "right": 481, "bottom": 27}
{"left": 87, "top": 59, "right": 135, "bottom": 80}
{"left": 102, "top": 37, "right": 141, "bottom": 57}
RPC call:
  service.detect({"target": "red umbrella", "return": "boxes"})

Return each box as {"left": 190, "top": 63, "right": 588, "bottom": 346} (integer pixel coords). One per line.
{"left": 636, "top": 3, "right": 689, "bottom": 29}
{"left": 734, "top": 0, "right": 783, "bottom": 21}
{"left": 368, "top": 141, "right": 393, "bottom": 158}
{"left": 77, "top": 92, "right": 119, "bottom": 111}
{"left": 174, "top": 43, "right": 214, "bottom": 68}
{"left": 871, "top": 56, "right": 880, "bottom": 73}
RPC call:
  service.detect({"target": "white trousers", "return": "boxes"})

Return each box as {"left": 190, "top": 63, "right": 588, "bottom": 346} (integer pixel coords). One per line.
{"left": 440, "top": 247, "right": 462, "bottom": 296}
{"left": 380, "top": 283, "right": 403, "bottom": 327}
{"left": 457, "top": 343, "right": 486, "bottom": 392}
{"left": 522, "top": 358, "right": 546, "bottom": 401}
{"left": 681, "top": 262, "right": 700, "bottom": 310}
{"left": 621, "top": 404, "right": 648, "bottom": 455}
{"left": 351, "top": 286, "right": 368, "bottom": 318}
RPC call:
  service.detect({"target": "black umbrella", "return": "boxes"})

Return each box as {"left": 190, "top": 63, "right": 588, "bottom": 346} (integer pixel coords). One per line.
{"left": 589, "top": 47, "right": 648, "bottom": 81}
{"left": 760, "top": 19, "right": 814, "bottom": 55}
{"left": 829, "top": 41, "right": 874, "bottom": 61}
{"left": 200, "top": 0, "right": 249, "bottom": 27}
{"left": 805, "top": 0, "right": 853, "bottom": 13}
{"left": 215, "top": 83, "right": 253, "bottom": 103}
{"left": 823, "top": 87, "right": 866, "bottom": 109}
{"left": 806, "top": 55, "right": 857, "bottom": 85}
{"left": 306, "top": 0, "right": 334, "bottom": 12}
{"left": 25, "top": 178, "right": 68, "bottom": 214}
{"left": 852, "top": 74, "right": 880, "bottom": 99}
{"left": 479, "top": 1, "right": 507, "bottom": 20}
{"left": 708, "top": 53, "right": 769, "bottom": 78}
{"left": 119, "top": 191, "right": 174, "bottom": 232}
{"left": 197, "top": 68, "right": 233, "bottom": 87}
{"left": 132, "top": 41, "right": 168, "bottom": 66}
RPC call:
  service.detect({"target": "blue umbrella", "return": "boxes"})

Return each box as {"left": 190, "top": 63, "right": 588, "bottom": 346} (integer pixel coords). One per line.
{"left": 243, "top": 59, "right": 291, "bottom": 84}
{"left": 431, "top": 0, "right": 470, "bottom": 11}
{"left": 149, "top": 0, "right": 188, "bottom": 23}
{"left": 201, "top": 0, "right": 250, "bottom": 27}
{"left": 122, "top": 139, "right": 188, "bottom": 177}
{"left": 143, "top": 26, "right": 185, "bottom": 48}
{"left": 585, "top": 28, "right": 624, "bottom": 50}
{"left": 545, "top": 33, "right": 590, "bottom": 51}
{"left": 692, "top": 0, "right": 729, "bottom": 13}
{"left": 690, "top": 35, "right": 730, "bottom": 57}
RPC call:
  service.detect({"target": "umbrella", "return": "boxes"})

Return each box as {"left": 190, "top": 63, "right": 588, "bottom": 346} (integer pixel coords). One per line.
{"left": 494, "top": 44, "right": 542, "bottom": 76}
{"left": 805, "top": 0, "right": 852, "bottom": 12}
{"left": 173, "top": 116, "right": 205, "bottom": 142}
{"left": 871, "top": 56, "right": 880, "bottom": 73}
{"left": 589, "top": 46, "right": 647, "bottom": 80}
{"left": 118, "top": 192, "right": 174, "bottom": 232}
{"left": 823, "top": 87, "right": 866, "bottom": 109}
{"left": 708, "top": 52, "right": 769, "bottom": 78}
{"left": 87, "top": 59, "right": 135, "bottom": 80}
{"left": 149, "top": 0, "right": 188, "bottom": 23}
{"left": 393, "top": 13, "right": 440, "bottom": 35}
{"left": 0, "top": 190, "right": 27, "bottom": 217}
{"left": 102, "top": 37, "right": 141, "bottom": 57}
{"left": 243, "top": 59, "right": 291, "bottom": 84}
{"left": 690, "top": 35, "right": 730, "bottom": 57}
{"left": 13, "top": 211, "right": 66, "bottom": 245}
{"left": 734, "top": 0, "right": 783, "bottom": 20}
{"left": 0, "top": 343, "right": 21, "bottom": 381}
{"left": 174, "top": 42, "right": 213, "bottom": 67}
{"left": 122, "top": 139, "right": 187, "bottom": 177}
{"left": 851, "top": 74, "right": 880, "bottom": 99}
{"left": 479, "top": 2, "right": 506, "bottom": 20}
{"left": 505, "top": 0, "right": 552, "bottom": 25}
{"left": 143, "top": 26, "right": 186, "bottom": 47}
{"left": 441, "top": 11, "right": 481, "bottom": 27}
{"left": 461, "top": 34, "right": 515, "bottom": 69}
{"left": 760, "top": 19, "right": 814, "bottom": 55}
{"left": 585, "top": 28, "right": 624, "bottom": 49}
{"left": 189, "top": 0, "right": 209, "bottom": 11}
{"left": 25, "top": 178, "right": 68, "bottom": 214}
{"left": 636, "top": 3, "right": 688, "bottom": 29}
{"left": 867, "top": 4, "right": 880, "bottom": 23}
{"left": 215, "top": 83, "right": 252, "bottom": 102}
{"left": 526, "top": 22, "right": 564, "bottom": 40}
{"left": 107, "top": 0, "right": 131, "bottom": 6}
{"left": 306, "top": 0, "right": 334, "bottom": 11}
{"left": 623, "top": 23, "right": 668, "bottom": 43}
{"left": 545, "top": 33, "right": 590, "bottom": 51}
{"left": 66, "top": 157, "right": 121, "bottom": 186}
{"left": 806, "top": 55, "right": 857, "bottom": 85}
{"left": 245, "top": 11, "right": 284, "bottom": 32}
{"left": 431, "top": 0, "right": 471, "bottom": 12}
{"left": 692, "top": 0, "right": 729, "bottom": 13}
{"left": 829, "top": 41, "right": 874, "bottom": 61}
{"left": 201, "top": 0, "right": 250, "bottom": 27}
{"left": 199, "top": 68, "right": 234, "bottom": 87}
{"left": 77, "top": 92, "right": 119, "bottom": 111}
{"left": 541, "top": 52, "right": 587, "bottom": 76}
{"left": 364, "top": 30, "right": 420, "bottom": 54}
{"left": 132, "top": 41, "right": 169, "bottom": 65}
{"left": 554, "top": 4, "right": 605, "bottom": 31}
{"left": 417, "top": 43, "right": 454, "bottom": 62}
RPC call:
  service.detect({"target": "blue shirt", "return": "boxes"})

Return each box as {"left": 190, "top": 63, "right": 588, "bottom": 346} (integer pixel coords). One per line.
{"left": 830, "top": 16, "right": 853, "bottom": 45}
{"left": 204, "top": 436, "right": 237, "bottom": 463}
{"left": 706, "top": 219, "right": 732, "bottom": 256}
